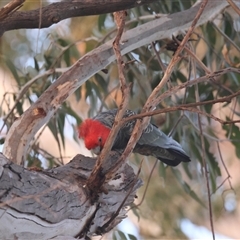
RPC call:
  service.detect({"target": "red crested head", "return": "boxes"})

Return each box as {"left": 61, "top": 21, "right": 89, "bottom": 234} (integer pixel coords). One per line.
{"left": 78, "top": 119, "right": 111, "bottom": 153}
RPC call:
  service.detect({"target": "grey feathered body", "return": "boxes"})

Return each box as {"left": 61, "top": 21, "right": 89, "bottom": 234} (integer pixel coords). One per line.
{"left": 93, "top": 109, "right": 190, "bottom": 166}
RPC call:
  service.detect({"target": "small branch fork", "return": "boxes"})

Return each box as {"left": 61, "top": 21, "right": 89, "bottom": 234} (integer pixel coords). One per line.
{"left": 86, "top": 11, "right": 130, "bottom": 188}
{"left": 145, "top": 0, "right": 209, "bottom": 111}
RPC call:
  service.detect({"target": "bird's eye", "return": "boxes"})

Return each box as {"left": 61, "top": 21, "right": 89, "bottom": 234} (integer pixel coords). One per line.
{"left": 98, "top": 137, "right": 102, "bottom": 143}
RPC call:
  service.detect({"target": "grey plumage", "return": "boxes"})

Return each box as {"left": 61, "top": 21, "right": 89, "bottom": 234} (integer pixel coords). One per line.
{"left": 93, "top": 109, "right": 190, "bottom": 166}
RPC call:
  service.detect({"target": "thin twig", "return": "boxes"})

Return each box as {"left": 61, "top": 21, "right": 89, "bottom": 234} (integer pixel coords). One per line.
{"left": 0, "top": 69, "right": 55, "bottom": 134}
{"left": 99, "top": 85, "right": 120, "bottom": 112}
{"left": 151, "top": 42, "right": 173, "bottom": 90}
{"left": 131, "top": 159, "right": 158, "bottom": 209}
{"left": 224, "top": 119, "right": 240, "bottom": 124}
{"left": 184, "top": 113, "right": 240, "bottom": 143}
{"left": 155, "top": 67, "right": 240, "bottom": 105}
{"left": 50, "top": 37, "right": 98, "bottom": 69}
{"left": 214, "top": 142, "right": 234, "bottom": 193}
{"left": 211, "top": 22, "right": 240, "bottom": 55}
{"left": 193, "top": 27, "right": 215, "bottom": 238}
{"left": 184, "top": 31, "right": 236, "bottom": 99}
{"left": 112, "top": 11, "right": 127, "bottom": 89}
{"left": 1, "top": 67, "right": 68, "bottom": 134}
{"left": 168, "top": 114, "right": 185, "bottom": 137}
{"left": 38, "top": 147, "right": 64, "bottom": 166}
{"left": 183, "top": 37, "right": 239, "bottom": 135}
{"left": 167, "top": 40, "right": 193, "bottom": 137}
{"left": 123, "top": 88, "right": 240, "bottom": 125}
{"left": 199, "top": 113, "right": 215, "bottom": 240}
{"left": 145, "top": 0, "right": 209, "bottom": 111}
{"left": 151, "top": 42, "right": 167, "bottom": 72}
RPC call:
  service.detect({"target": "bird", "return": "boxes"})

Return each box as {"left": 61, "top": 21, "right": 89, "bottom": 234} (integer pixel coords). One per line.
{"left": 78, "top": 109, "right": 190, "bottom": 166}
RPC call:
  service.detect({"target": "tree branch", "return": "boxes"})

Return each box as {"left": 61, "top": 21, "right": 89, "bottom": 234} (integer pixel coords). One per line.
{"left": 0, "top": 152, "right": 142, "bottom": 239}
{"left": 0, "top": 0, "right": 157, "bottom": 36}
{"left": 86, "top": 10, "right": 130, "bottom": 189}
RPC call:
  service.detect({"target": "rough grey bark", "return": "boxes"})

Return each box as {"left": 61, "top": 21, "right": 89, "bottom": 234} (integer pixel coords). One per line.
{"left": 0, "top": 152, "right": 142, "bottom": 240}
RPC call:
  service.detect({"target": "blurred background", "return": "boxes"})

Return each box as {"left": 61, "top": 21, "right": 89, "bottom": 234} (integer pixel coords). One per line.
{"left": 0, "top": 0, "right": 240, "bottom": 239}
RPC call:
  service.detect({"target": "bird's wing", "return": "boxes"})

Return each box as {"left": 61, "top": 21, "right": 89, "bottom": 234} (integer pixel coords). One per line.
{"left": 136, "top": 123, "right": 190, "bottom": 165}
{"left": 138, "top": 124, "right": 182, "bottom": 150}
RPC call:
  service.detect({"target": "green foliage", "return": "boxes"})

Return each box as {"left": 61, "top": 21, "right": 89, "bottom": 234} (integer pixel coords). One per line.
{"left": 113, "top": 230, "right": 138, "bottom": 240}
{"left": 172, "top": 168, "right": 206, "bottom": 207}
{"left": 4, "top": 57, "right": 20, "bottom": 83}
{"left": 98, "top": 14, "right": 107, "bottom": 31}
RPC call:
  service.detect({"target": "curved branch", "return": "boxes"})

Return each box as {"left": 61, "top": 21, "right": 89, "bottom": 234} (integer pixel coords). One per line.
{"left": 3, "top": 0, "right": 230, "bottom": 165}
{"left": 0, "top": 0, "right": 157, "bottom": 36}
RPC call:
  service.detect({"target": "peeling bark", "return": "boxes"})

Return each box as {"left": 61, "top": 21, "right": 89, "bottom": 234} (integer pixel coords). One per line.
{"left": 0, "top": 152, "right": 142, "bottom": 240}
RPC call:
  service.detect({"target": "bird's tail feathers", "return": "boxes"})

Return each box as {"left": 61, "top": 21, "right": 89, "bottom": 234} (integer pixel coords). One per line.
{"left": 134, "top": 144, "right": 190, "bottom": 167}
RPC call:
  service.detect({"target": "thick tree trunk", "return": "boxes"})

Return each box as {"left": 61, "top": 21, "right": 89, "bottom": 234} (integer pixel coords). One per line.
{"left": 0, "top": 152, "right": 142, "bottom": 240}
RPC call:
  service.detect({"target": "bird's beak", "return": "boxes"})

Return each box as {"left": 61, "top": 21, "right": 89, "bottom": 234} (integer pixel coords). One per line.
{"left": 92, "top": 146, "right": 101, "bottom": 155}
